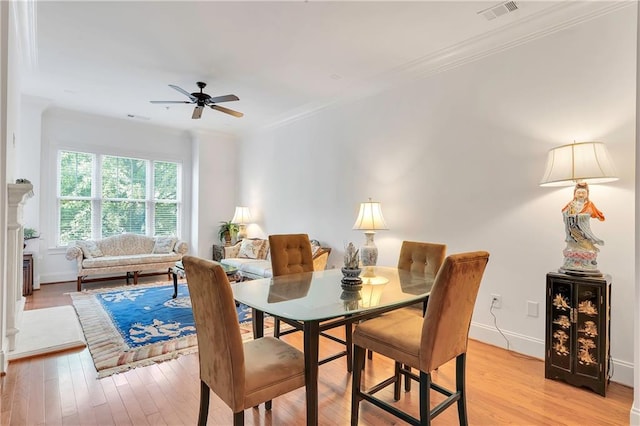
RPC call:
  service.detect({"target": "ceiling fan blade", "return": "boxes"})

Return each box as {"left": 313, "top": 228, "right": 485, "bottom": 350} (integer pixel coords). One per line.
{"left": 211, "top": 105, "right": 244, "bottom": 118}
{"left": 192, "top": 105, "right": 204, "bottom": 119}
{"left": 169, "top": 84, "right": 197, "bottom": 101}
{"left": 150, "top": 100, "right": 192, "bottom": 104}
{"left": 206, "top": 94, "right": 239, "bottom": 104}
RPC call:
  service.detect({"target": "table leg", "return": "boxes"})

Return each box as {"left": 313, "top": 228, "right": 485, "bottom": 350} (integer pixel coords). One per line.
{"left": 252, "top": 308, "right": 264, "bottom": 339}
{"left": 303, "top": 321, "right": 320, "bottom": 426}
{"left": 172, "top": 271, "right": 178, "bottom": 298}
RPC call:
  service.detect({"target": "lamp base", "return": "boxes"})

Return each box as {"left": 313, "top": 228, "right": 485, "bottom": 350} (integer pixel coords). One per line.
{"left": 237, "top": 224, "right": 248, "bottom": 240}
{"left": 360, "top": 232, "right": 378, "bottom": 267}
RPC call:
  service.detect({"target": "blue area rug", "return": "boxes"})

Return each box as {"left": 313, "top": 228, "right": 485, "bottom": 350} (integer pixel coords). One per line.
{"left": 70, "top": 281, "right": 255, "bottom": 377}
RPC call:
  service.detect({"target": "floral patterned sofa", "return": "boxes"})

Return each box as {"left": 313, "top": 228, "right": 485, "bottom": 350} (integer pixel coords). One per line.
{"left": 65, "top": 233, "right": 188, "bottom": 291}
{"left": 220, "top": 238, "right": 330, "bottom": 280}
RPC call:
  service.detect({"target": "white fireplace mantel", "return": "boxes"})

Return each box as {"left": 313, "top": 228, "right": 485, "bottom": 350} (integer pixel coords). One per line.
{"left": 4, "top": 183, "right": 34, "bottom": 364}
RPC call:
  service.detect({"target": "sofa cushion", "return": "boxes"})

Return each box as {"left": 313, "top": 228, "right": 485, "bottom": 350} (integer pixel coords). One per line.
{"left": 153, "top": 236, "right": 178, "bottom": 254}
{"left": 220, "top": 258, "right": 273, "bottom": 279}
{"left": 238, "top": 239, "right": 264, "bottom": 259}
{"left": 76, "top": 240, "right": 104, "bottom": 259}
{"left": 82, "top": 252, "right": 181, "bottom": 268}
{"left": 97, "top": 233, "right": 156, "bottom": 256}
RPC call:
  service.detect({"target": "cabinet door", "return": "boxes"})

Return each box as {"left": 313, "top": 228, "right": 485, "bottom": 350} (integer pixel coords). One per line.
{"left": 574, "top": 282, "right": 603, "bottom": 380}
{"left": 548, "top": 278, "right": 574, "bottom": 372}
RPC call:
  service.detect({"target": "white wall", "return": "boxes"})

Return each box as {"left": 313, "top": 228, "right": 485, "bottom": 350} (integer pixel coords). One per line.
{"left": 239, "top": 7, "right": 636, "bottom": 386}
{"left": 631, "top": 5, "right": 639, "bottom": 425}
{"left": 33, "top": 108, "right": 197, "bottom": 283}
{"left": 190, "top": 130, "right": 238, "bottom": 258}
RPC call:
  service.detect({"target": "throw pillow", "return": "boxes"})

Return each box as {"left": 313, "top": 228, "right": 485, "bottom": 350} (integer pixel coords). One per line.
{"left": 153, "top": 236, "right": 178, "bottom": 254}
{"left": 76, "top": 240, "right": 104, "bottom": 259}
{"left": 238, "top": 239, "right": 263, "bottom": 259}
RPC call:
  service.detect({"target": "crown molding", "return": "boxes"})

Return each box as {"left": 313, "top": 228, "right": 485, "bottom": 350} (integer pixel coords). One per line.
{"left": 262, "top": 1, "right": 634, "bottom": 132}
{"left": 12, "top": 0, "right": 38, "bottom": 71}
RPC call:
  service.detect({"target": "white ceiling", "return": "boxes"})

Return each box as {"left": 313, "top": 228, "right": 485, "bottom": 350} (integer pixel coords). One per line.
{"left": 17, "top": 1, "right": 627, "bottom": 137}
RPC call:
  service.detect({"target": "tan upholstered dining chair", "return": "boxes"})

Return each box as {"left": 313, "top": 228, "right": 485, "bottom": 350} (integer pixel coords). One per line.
{"left": 365, "top": 241, "right": 447, "bottom": 389}
{"left": 351, "top": 251, "right": 490, "bottom": 426}
{"left": 269, "top": 233, "right": 354, "bottom": 372}
{"left": 182, "top": 256, "right": 305, "bottom": 426}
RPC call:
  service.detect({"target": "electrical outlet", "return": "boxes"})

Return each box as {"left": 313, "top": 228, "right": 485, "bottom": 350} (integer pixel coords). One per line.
{"left": 491, "top": 294, "right": 502, "bottom": 309}
{"left": 527, "top": 301, "right": 539, "bottom": 317}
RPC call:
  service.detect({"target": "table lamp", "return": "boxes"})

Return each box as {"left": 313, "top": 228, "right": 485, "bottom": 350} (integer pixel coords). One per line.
{"left": 231, "top": 206, "right": 252, "bottom": 240}
{"left": 539, "top": 141, "right": 618, "bottom": 275}
{"left": 352, "top": 198, "right": 388, "bottom": 269}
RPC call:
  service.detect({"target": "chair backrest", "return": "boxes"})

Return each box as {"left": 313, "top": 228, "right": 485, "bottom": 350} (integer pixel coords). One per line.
{"left": 182, "top": 255, "right": 245, "bottom": 410}
{"left": 420, "top": 251, "right": 490, "bottom": 372}
{"left": 269, "top": 234, "right": 315, "bottom": 276}
{"left": 397, "top": 241, "right": 447, "bottom": 279}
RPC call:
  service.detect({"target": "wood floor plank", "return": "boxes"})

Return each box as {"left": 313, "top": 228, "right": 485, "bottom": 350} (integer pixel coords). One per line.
{"left": 4, "top": 281, "right": 632, "bottom": 426}
{"left": 26, "top": 357, "right": 46, "bottom": 425}
{"left": 44, "top": 378, "right": 63, "bottom": 426}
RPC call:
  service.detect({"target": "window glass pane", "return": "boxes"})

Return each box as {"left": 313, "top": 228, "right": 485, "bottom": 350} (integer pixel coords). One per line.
{"left": 154, "top": 162, "right": 177, "bottom": 200}
{"left": 60, "top": 151, "right": 92, "bottom": 197}
{"left": 102, "top": 156, "right": 146, "bottom": 199}
{"left": 102, "top": 201, "right": 146, "bottom": 236}
{"left": 155, "top": 202, "right": 177, "bottom": 236}
{"left": 59, "top": 200, "right": 92, "bottom": 245}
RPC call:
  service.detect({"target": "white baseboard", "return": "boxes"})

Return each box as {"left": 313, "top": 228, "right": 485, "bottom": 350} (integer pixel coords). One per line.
{"left": 631, "top": 405, "right": 640, "bottom": 425}
{"left": 40, "top": 272, "right": 76, "bottom": 284}
{"left": 470, "top": 322, "right": 634, "bottom": 388}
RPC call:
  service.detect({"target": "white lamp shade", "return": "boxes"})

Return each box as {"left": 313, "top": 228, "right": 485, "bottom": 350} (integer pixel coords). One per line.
{"left": 540, "top": 141, "right": 618, "bottom": 187}
{"left": 352, "top": 200, "right": 388, "bottom": 231}
{"left": 231, "top": 206, "right": 252, "bottom": 224}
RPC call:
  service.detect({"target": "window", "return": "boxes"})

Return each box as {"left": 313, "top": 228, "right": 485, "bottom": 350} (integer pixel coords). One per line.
{"left": 58, "top": 150, "right": 181, "bottom": 246}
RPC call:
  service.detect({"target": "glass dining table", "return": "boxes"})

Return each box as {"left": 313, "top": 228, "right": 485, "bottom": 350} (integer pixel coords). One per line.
{"left": 231, "top": 266, "right": 434, "bottom": 426}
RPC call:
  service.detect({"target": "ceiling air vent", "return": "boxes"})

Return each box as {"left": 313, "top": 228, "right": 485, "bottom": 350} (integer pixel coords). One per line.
{"left": 478, "top": 1, "right": 519, "bottom": 21}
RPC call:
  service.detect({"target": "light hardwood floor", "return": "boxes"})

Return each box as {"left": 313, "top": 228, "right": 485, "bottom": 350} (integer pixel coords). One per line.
{"left": 2, "top": 280, "right": 633, "bottom": 425}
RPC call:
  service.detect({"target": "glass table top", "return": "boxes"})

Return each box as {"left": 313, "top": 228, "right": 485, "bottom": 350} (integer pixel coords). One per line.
{"left": 231, "top": 266, "right": 434, "bottom": 322}
{"left": 175, "top": 260, "right": 238, "bottom": 275}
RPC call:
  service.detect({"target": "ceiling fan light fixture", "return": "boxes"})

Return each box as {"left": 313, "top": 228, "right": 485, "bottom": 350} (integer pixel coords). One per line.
{"left": 150, "top": 82, "right": 244, "bottom": 119}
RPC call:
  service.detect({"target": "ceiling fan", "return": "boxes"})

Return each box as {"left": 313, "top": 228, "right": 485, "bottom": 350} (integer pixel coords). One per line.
{"left": 150, "top": 81, "right": 243, "bottom": 119}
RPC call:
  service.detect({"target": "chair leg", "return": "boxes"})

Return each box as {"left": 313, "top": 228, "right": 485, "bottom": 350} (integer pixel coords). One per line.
{"left": 233, "top": 410, "right": 244, "bottom": 426}
{"left": 198, "top": 380, "right": 210, "bottom": 426}
{"left": 367, "top": 349, "right": 373, "bottom": 360}
{"left": 351, "top": 345, "right": 366, "bottom": 426}
{"left": 419, "top": 371, "right": 432, "bottom": 426}
{"left": 404, "top": 364, "right": 412, "bottom": 392}
{"left": 393, "top": 361, "right": 402, "bottom": 401}
{"left": 456, "top": 353, "right": 468, "bottom": 426}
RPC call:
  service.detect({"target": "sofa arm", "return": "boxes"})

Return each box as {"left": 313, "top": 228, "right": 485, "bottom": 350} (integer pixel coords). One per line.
{"left": 65, "top": 245, "right": 85, "bottom": 272}
{"left": 174, "top": 240, "right": 189, "bottom": 255}
{"left": 313, "top": 248, "right": 331, "bottom": 271}
{"left": 224, "top": 242, "right": 242, "bottom": 258}
{"left": 65, "top": 245, "right": 83, "bottom": 261}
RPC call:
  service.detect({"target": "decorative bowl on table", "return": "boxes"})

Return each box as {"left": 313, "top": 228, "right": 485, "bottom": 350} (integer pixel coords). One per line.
{"left": 341, "top": 267, "right": 363, "bottom": 290}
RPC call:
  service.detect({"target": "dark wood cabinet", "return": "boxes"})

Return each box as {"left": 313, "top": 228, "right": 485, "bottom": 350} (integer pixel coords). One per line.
{"left": 23, "top": 252, "right": 34, "bottom": 296}
{"left": 545, "top": 272, "right": 611, "bottom": 396}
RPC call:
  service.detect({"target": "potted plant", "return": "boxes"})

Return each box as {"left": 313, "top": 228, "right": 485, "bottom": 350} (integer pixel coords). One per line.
{"left": 23, "top": 227, "right": 39, "bottom": 249}
{"left": 218, "top": 221, "right": 239, "bottom": 246}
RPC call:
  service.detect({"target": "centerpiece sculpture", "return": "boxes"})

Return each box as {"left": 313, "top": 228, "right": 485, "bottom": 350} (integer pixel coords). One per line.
{"left": 342, "top": 242, "right": 363, "bottom": 290}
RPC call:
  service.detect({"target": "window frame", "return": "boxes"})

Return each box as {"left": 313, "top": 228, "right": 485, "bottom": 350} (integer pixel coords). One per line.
{"left": 56, "top": 149, "right": 183, "bottom": 246}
